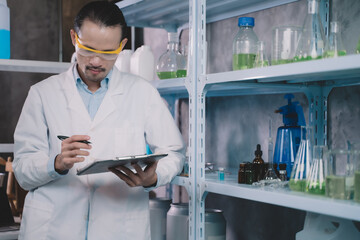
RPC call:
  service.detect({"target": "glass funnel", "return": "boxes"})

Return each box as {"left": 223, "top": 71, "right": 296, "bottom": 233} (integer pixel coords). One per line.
{"left": 294, "top": 0, "right": 326, "bottom": 62}
{"left": 306, "top": 145, "right": 327, "bottom": 195}
{"left": 289, "top": 126, "right": 313, "bottom": 192}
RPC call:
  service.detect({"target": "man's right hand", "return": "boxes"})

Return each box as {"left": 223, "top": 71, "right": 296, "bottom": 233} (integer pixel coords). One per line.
{"left": 55, "top": 135, "right": 91, "bottom": 173}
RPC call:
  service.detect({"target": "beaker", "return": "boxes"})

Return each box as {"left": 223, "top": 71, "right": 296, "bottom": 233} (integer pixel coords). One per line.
{"left": 325, "top": 149, "right": 356, "bottom": 200}
{"left": 271, "top": 26, "right": 301, "bottom": 65}
{"left": 306, "top": 145, "right": 327, "bottom": 195}
{"left": 289, "top": 126, "right": 313, "bottom": 192}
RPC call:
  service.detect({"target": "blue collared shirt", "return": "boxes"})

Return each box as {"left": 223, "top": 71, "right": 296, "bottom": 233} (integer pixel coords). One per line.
{"left": 73, "top": 65, "right": 112, "bottom": 120}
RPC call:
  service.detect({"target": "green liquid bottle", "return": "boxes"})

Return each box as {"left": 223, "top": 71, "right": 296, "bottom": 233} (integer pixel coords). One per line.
{"left": 157, "top": 71, "right": 177, "bottom": 80}
{"left": 176, "top": 69, "right": 187, "bottom": 78}
{"left": 232, "top": 17, "right": 258, "bottom": 71}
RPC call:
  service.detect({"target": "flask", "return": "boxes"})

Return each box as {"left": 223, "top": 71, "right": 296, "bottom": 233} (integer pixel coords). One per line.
{"left": 289, "top": 126, "right": 313, "bottom": 192}
{"left": 0, "top": 0, "right": 10, "bottom": 59}
{"left": 278, "top": 163, "right": 287, "bottom": 181}
{"left": 306, "top": 145, "right": 327, "bottom": 195}
{"left": 115, "top": 49, "right": 133, "bottom": 73}
{"left": 254, "top": 41, "right": 269, "bottom": 68}
{"left": 232, "top": 17, "right": 259, "bottom": 70}
{"left": 130, "top": 45, "right": 155, "bottom": 81}
{"left": 273, "top": 94, "right": 305, "bottom": 179}
{"left": 157, "top": 32, "right": 181, "bottom": 80}
{"left": 294, "top": 0, "right": 326, "bottom": 62}
{"left": 238, "top": 163, "right": 246, "bottom": 184}
{"left": 324, "top": 22, "right": 346, "bottom": 58}
{"left": 177, "top": 44, "right": 187, "bottom": 77}
{"left": 252, "top": 144, "right": 265, "bottom": 182}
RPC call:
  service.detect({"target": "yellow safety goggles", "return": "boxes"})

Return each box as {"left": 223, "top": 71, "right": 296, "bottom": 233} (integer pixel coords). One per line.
{"left": 75, "top": 32, "right": 124, "bottom": 60}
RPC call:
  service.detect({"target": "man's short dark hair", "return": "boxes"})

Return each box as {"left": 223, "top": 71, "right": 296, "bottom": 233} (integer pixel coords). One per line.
{"left": 74, "top": 1, "right": 128, "bottom": 41}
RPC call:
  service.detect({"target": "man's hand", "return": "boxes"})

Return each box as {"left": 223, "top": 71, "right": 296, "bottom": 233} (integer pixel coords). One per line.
{"left": 109, "top": 160, "right": 158, "bottom": 188}
{"left": 55, "top": 135, "right": 91, "bottom": 173}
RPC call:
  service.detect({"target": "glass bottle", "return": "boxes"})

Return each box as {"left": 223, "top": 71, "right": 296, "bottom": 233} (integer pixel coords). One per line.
{"left": 294, "top": 0, "right": 326, "bottom": 62}
{"left": 254, "top": 41, "right": 269, "bottom": 68}
{"left": 238, "top": 163, "right": 246, "bottom": 184}
{"left": 157, "top": 32, "right": 179, "bottom": 79}
{"left": 245, "top": 163, "right": 254, "bottom": 185}
{"left": 278, "top": 163, "right": 287, "bottom": 181}
{"left": 218, "top": 167, "right": 225, "bottom": 181}
{"left": 324, "top": 22, "right": 346, "bottom": 58}
{"left": 252, "top": 144, "right": 265, "bottom": 182}
{"left": 233, "top": 17, "right": 259, "bottom": 70}
{"left": 306, "top": 145, "right": 327, "bottom": 195}
{"left": 289, "top": 126, "right": 313, "bottom": 192}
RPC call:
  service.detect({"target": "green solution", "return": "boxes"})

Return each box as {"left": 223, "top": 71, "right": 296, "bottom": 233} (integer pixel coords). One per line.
{"left": 233, "top": 53, "right": 256, "bottom": 70}
{"left": 324, "top": 50, "right": 347, "bottom": 58}
{"left": 176, "top": 69, "right": 187, "bottom": 78}
{"left": 354, "top": 171, "right": 360, "bottom": 202}
{"left": 157, "top": 71, "right": 177, "bottom": 80}
{"left": 289, "top": 179, "right": 306, "bottom": 192}
{"left": 307, "top": 182, "right": 325, "bottom": 195}
{"left": 271, "top": 59, "right": 294, "bottom": 65}
{"left": 357, "top": 39, "right": 360, "bottom": 54}
{"left": 326, "top": 175, "right": 345, "bottom": 199}
{"left": 255, "top": 60, "right": 269, "bottom": 68}
{"left": 293, "top": 55, "right": 323, "bottom": 62}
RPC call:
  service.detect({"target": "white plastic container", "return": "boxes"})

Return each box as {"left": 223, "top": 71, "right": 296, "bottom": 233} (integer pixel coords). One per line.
{"left": 149, "top": 198, "right": 172, "bottom": 240}
{"left": 0, "top": 0, "right": 10, "bottom": 59}
{"left": 130, "top": 45, "right": 155, "bottom": 81}
{"left": 115, "top": 49, "right": 133, "bottom": 73}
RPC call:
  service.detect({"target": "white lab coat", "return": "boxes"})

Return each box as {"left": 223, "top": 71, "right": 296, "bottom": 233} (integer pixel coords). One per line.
{"left": 13, "top": 65, "right": 185, "bottom": 240}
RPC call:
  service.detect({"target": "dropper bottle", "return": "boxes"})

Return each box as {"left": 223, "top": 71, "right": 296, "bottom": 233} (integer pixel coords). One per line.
{"left": 253, "top": 144, "right": 265, "bottom": 182}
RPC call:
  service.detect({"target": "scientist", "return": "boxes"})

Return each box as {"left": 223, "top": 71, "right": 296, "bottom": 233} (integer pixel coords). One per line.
{"left": 13, "top": 1, "right": 185, "bottom": 239}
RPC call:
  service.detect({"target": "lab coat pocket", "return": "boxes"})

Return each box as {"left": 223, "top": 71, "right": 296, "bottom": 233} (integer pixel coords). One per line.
{"left": 19, "top": 198, "right": 54, "bottom": 240}
{"left": 114, "top": 127, "right": 146, "bottom": 156}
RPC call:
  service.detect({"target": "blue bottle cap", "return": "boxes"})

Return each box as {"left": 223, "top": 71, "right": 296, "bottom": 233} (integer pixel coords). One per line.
{"left": 238, "top": 17, "right": 255, "bottom": 27}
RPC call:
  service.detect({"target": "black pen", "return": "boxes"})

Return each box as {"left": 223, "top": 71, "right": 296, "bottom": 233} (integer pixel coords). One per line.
{"left": 57, "top": 135, "right": 91, "bottom": 144}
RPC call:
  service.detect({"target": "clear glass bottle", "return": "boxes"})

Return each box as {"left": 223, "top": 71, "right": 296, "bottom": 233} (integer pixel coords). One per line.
{"left": 232, "top": 17, "right": 259, "bottom": 70}
{"left": 254, "top": 41, "right": 269, "bottom": 68}
{"left": 294, "top": 0, "right": 326, "bottom": 62}
{"left": 289, "top": 126, "right": 313, "bottom": 192}
{"left": 324, "top": 22, "right": 346, "bottom": 58}
{"left": 157, "top": 32, "right": 179, "bottom": 80}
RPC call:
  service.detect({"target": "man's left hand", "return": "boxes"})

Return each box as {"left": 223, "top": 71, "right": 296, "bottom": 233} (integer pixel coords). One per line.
{"left": 109, "top": 160, "right": 158, "bottom": 188}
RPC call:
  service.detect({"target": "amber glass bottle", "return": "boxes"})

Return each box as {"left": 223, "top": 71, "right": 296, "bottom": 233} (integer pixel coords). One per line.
{"left": 252, "top": 144, "right": 265, "bottom": 182}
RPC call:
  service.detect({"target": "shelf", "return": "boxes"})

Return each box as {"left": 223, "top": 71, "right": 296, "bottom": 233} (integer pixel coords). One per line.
{"left": 0, "top": 59, "right": 71, "bottom": 74}
{"left": 205, "top": 54, "right": 360, "bottom": 96}
{"left": 204, "top": 172, "right": 360, "bottom": 221}
{"left": 150, "top": 78, "right": 188, "bottom": 96}
{"left": 116, "top": 0, "right": 299, "bottom": 32}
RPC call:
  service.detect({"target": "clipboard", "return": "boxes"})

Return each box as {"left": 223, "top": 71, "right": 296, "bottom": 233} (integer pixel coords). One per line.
{"left": 76, "top": 153, "right": 168, "bottom": 176}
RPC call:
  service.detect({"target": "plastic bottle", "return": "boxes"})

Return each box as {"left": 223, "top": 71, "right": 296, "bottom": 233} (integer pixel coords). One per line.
{"left": 273, "top": 94, "right": 305, "bottom": 179}
{"left": 294, "top": 0, "right": 326, "bottom": 62}
{"left": 115, "top": 49, "right": 133, "bottom": 73}
{"left": 130, "top": 46, "right": 155, "bottom": 81}
{"left": 232, "top": 17, "right": 259, "bottom": 70}
{"left": 0, "top": 0, "right": 10, "bottom": 59}
{"left": 157, "top": 32, "right": 181, "bottom": 80}
{"left": 324, "top": 22, "right": 346, "bottom": 58}
{"left": 252, "top": 144, "right": 265, "bottom": 182}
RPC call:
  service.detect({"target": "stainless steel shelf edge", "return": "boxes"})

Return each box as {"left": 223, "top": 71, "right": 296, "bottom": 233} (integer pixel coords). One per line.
{"left": 204, "top": 178, "right": 360, "bottom": 221}
{"left": 206, "top": 54, "right": 360, "bottom": 86}
{"left": 0, "top": 59, "right": 71, "bottom": 74}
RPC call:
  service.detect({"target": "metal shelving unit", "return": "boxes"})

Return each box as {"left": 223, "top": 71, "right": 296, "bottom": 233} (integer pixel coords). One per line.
{"left": 0, "top": 59, "right": 71, "bottom": 74}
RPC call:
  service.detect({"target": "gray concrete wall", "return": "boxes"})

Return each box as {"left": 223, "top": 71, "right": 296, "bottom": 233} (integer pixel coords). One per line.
{"left": 144, "top": 0, "right": 360, "bottom": 239}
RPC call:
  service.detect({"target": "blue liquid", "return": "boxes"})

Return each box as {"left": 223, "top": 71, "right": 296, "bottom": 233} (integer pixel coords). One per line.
{"left": 0, "top": 29, "right": 10, "bottom": 59}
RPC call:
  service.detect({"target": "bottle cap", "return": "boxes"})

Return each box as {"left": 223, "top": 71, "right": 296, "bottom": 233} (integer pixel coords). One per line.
{"left": 255, "top": 144, "right": 262, "bottom": 156}
{"left": 238, "top": 17, "right": 255, "bottom": 27}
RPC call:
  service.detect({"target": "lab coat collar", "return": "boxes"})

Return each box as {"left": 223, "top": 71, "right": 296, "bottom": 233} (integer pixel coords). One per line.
{"left": 62, "top": 64, "right": 125, "bottom": 128}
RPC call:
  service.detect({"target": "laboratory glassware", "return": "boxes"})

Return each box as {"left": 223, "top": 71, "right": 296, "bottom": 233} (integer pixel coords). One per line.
{"left": 326, "top": 149, "right": 356, "bottom": 200}
{"left": 254, "top": 41, "right": 269, "bottom": 68}
{"left": 271, "top": 26, "right": 301, "bottom": 65}
{"left": 232, "top": 17, "right": 259, "bottom": 70}
{"left": 289, "top": 126, "right": 313, "bottom": 192}
{"left": 157, "top": 32, "right": 180, "bottom": 79}
{"left": 177, "top": 44, "right": 187, "bottom": 77}
{"left": 324, "top": 22, "right": 346, "bottom": 58}
{"left": 294, "top": 0, "right": 326, "bottom": 62}
{"left": 264, "top": 119, "right": 280, "bottom": 181}
{"left": 354, "top": 150, "right": 360, "bottom": 202}
{"left": 306, "top": 145, "right": 327, "bottom": 195}
{"left": 238, "top": 163, "right": 246, "bottom": 184}
{"left": 273, "top": 94, "right": 305, "bottom": 179}
{"left": 0, "top": 0, "right": 10, "bottom": 59}
{"left": 252, "top": 144, "right": 265, "bottom": 182}
{"left": 357, "top": 37, "right": 360, "bottom": 54}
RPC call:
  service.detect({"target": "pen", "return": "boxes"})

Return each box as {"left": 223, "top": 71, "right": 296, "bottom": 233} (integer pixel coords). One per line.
{"left": 57, "top": 135, "right": 92, "bottom": 144}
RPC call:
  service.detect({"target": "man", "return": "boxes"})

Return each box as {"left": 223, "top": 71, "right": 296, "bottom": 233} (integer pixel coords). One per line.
{"left": 13, "top": 2, "right": 185, "bottom": 239}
